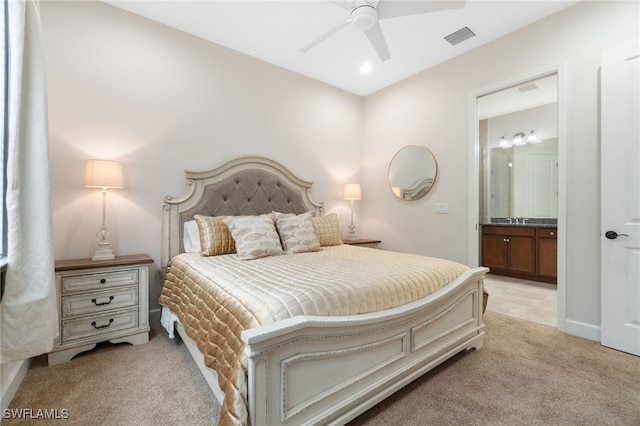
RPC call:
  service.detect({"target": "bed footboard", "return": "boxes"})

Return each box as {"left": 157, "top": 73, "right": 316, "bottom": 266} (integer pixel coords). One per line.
{"left": 242, "top": 267, "right": 488, "bottom": 426}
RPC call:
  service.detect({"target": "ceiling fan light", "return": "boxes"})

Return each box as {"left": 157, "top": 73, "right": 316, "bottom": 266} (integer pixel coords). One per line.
{"left": 351, "top": 5, "right": 377, "bottom": 31}
{"left": 360, "top": 62, "right": 373, "bottom": 73}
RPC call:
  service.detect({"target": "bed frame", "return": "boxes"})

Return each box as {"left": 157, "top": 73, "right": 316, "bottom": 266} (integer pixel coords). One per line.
{"left": 161, "top": 156, "right": 488, "bottom": 425}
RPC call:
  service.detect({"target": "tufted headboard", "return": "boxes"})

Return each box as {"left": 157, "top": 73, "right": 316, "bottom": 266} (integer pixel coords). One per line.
{"left": 161, "top": 156, "right": 324, "bottom": 267}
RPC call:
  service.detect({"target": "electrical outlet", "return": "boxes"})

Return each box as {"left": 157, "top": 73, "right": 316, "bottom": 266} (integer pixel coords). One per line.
{"left": 435, "top": 203, "right": 449, "bottom": 214}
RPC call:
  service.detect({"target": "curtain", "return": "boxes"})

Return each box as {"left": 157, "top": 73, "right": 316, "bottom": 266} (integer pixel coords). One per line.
{"left": 0, "top": 0, "right": 58, "bottom": 363}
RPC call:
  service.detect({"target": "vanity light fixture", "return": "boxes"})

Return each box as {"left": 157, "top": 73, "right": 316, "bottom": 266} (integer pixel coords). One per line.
{"left": 499, "top": 136, "right": 511, "bottom": 149}
{"left": 512, "top": 132, "right": 526, "bottom": 146}
{"left": 84, "top": 159, "right": 124, "bottom": 261}
{"left": 499, "top": 130, "right": 538, "bottom": 149}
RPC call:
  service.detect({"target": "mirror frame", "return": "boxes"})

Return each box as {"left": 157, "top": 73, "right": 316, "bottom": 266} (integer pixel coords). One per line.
{"left": 388, "top": 145, "right": 438, "bottom": 201}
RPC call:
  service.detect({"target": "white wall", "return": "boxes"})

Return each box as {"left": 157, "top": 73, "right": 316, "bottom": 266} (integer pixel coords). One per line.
{"left": 487, "top": 104, "right": 558, "bottom": 150}
{"left": 362, "top": 1, "right": 639, "bottom": 332}
{"left": 40, "top": 1, "right": 364, "bottom": 324}
{"left": 39, "top": 1, "right": 640, "bottom": 337}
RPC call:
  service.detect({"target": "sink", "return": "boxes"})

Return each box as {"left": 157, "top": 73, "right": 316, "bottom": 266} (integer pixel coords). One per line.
{"left": 489, "top": 218, "right": 557, "bottom": 227}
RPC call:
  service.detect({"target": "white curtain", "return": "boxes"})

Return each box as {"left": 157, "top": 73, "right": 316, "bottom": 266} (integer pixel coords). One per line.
{"left": 0, "top": 0, "right": 58, "bottom": 363}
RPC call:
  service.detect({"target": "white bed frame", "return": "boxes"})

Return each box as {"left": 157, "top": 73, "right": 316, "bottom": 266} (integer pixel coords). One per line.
{"left": 161, "top": 156, "right": 488, "bottom": 425}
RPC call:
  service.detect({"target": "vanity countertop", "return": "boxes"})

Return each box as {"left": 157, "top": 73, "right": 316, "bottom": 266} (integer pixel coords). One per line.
{"left": 482, "top": 222, "right": 557, "bottom": 228}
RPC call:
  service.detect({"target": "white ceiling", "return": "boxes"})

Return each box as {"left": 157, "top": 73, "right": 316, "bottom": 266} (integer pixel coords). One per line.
{"left": 103, "top": 0, "right": 579, "bottom": 97}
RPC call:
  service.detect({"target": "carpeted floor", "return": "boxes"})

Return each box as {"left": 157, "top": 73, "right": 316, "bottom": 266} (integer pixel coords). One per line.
{"left": 6, "top": 312, "right": 640, "bottom": 425}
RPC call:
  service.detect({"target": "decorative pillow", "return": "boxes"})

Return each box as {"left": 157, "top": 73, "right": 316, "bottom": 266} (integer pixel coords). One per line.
{"left": 311, "top": 213, "right": 343, "bottom": 246}
{"left": 183, "top": 220, "right": 201, "bottom": 253}
{"left": 274, "top": 212, "right": 321, "bottom": 254}
{"left": 222, "top": 215, "right": 283, "bottom": 260}
{"left": 194, "top": 215, "right": 236, "bottom": 256}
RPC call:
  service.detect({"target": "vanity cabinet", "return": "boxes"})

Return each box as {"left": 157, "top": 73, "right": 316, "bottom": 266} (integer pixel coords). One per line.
{"left": 482, "top": 226, "right": 536, "bottom": 275}
{"left": 537, "top": 228, "right": 557, "bottom": 281}
{"left": 481, "top": 225, "right": 557, "bottom": 283}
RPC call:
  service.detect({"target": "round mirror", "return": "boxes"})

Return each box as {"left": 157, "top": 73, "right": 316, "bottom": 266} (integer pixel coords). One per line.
{"left": 388, "top": 145, "right": 438, "bottom": 201}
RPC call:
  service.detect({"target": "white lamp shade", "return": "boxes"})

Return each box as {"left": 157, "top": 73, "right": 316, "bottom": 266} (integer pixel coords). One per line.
{"left": 343, "top": 183, "right": 362, "bottom": 200}
{"left": 84, "top": 159, "right": 124, "bottom": 189}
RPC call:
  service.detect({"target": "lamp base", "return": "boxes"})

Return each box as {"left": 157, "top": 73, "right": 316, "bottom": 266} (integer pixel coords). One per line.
{"left": 344, "top": 231, "right": 359, "bottom": 242}
{"left": 92, "top": 242, "right": 115, "bottom": 261}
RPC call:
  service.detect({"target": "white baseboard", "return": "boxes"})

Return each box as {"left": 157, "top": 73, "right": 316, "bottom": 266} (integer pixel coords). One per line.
{"left": 1, "top": 358, "right": 31, "bottom": 411}
{"left": 564, "top": 319, "right": 601, "bottom": 342}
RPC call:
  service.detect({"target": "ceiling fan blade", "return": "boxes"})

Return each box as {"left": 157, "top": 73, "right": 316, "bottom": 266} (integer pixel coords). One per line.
{"left": 300, "top": 20, "right": 351, "bottom": 53}
{"left": 328, "top": 0, "right": 353, "bottom": 9}
{"left": 365, "top": 22, "right": 391, "bottom": 62}
{"left": 377, "top": 0, "right": 466, "bottom": 20}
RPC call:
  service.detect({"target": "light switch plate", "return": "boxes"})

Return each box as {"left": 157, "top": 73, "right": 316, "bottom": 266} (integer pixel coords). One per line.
{"left": 435, "top": 203, "right": 449, "bottom": 214}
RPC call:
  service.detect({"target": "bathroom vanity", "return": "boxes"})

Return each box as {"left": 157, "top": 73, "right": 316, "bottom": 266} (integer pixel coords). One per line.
{"left": 481, "top": 222, "right": 557, "bottom": 284}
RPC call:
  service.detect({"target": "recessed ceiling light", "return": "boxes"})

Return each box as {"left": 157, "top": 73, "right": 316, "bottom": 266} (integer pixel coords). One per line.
{"left": 360, "top": 62, "right": 373, "bottom": 73}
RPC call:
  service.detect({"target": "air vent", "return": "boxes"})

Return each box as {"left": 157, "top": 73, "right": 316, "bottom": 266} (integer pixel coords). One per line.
{"left": 444, "top": 27, "right": 476, "bottom": 46}
{"left": 516, "top": 83, "right": 540, "bottom": 93}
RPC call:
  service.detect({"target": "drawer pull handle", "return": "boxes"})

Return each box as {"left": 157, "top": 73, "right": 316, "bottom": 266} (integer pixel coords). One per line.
{"left": 100, "top": 279, "right": 106, "bottom": 284}
{"left": 91, "top": 319, "right": 114, "bottom": 329}
{"left": 91, "top": 296, "right": 114, "bottom": 306}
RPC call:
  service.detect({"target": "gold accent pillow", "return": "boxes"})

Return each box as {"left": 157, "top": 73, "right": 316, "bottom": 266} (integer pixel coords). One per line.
{"left": 274, "top": 212, "right": 321, "bottom": 254}
{"left": 312, "top": 213, "right": 343, "bottom": 246}
{"left": 222, "top": 215, "right": 284, "bottom": 260}
{"left": 194, "top": 215, "right": 235, "bottom": 256}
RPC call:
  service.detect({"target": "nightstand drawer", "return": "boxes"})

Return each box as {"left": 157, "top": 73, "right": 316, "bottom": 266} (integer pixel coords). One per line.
{"left": 61, "top": 286, "right": 139, "bottom": 318}
{"left": 62, "top": 269, "right": 139, "bottom": 293}
{"left": 51, "top": 254, "right": 153, "bottom": 365}
{"left": 61, "top": 308, "right": 139, "bottom": 343}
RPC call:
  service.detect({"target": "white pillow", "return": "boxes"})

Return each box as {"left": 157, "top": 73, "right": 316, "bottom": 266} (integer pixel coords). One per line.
{"left": 222, "top": 215, "right": 283, "bottom": 260}
{"left": 274, "top": 212, "right": 321, "bottom": 254}
{"left": 183, "top": 220, "right": 201, "bottom": 253}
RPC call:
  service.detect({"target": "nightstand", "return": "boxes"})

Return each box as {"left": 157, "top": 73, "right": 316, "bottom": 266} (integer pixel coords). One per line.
{"left": 342, "top": 238, "right": 382, "bottom": 249}
{"left": 48, "top": 254, "right": 153, "bottom": 365}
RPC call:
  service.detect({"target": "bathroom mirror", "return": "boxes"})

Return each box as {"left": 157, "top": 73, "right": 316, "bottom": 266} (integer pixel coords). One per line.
{"left": 490, "top": 138, "right": 558, "bottom": 219}
{"left": 388, "top": 145, "right": 437, "bottom": 201}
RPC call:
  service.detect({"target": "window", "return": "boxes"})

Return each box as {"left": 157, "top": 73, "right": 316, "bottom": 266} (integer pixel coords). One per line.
{"left": 1, "top": 0, "right": 8, "bottom": 300}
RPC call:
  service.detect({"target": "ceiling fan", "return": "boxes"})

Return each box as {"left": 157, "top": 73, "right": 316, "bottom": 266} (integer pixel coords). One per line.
{"left": 300, "top": 0, "right": 467, "bottom": 62}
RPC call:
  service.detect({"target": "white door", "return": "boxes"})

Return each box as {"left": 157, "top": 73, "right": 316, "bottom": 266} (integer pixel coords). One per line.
{"left": 601, "top": 39, "right": 640, "bottom": 356}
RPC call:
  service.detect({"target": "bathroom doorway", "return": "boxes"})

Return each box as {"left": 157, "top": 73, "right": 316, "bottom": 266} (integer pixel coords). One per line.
{"left": 468, "top": 69, "right": 563, "bottom": 328}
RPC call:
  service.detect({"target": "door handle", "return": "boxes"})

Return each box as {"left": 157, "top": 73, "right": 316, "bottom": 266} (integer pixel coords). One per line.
{"left": 605, "top": 230, "right": 629, "bottom": 240}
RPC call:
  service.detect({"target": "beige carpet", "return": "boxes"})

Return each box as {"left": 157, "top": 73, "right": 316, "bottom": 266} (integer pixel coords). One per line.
{"left": 6, "top": 312, "right": 640, "bottom": 425}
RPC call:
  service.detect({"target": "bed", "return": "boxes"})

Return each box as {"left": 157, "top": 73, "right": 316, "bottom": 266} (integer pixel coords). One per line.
{"left": 159, "top": 156, "right": 488, "bottom": 426}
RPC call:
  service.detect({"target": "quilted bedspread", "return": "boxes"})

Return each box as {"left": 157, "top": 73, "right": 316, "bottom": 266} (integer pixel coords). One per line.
{"left": 159, "top": 244, "right": 468, "bottom": 425}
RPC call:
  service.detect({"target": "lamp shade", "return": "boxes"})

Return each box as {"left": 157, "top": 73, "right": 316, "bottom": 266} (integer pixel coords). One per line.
{"left": 343, "top": 183, "right": 362, "bottom": 200}
{"left": 84, "top": 159, "right": 124, "bottom": 189}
